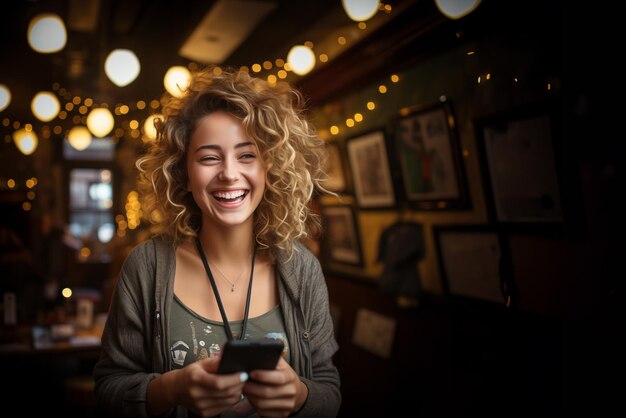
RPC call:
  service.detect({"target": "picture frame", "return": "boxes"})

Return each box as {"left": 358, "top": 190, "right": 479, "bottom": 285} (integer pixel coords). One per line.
{"left": 433, "top": 225, "right": 516, "bottom": 307}
{"left": 346, "top": 129, "right": 396, "bottom": 209}
{"left": 475, "top": 103, "right": 566, "bottom": 226}
{"left": 323, "top": 139, "right": 348, "bottom": 193}
{"left": 320, "top": 204, "right": 363, "bottom": 266}
{"left": 391, "top": 100, "right": 470, "bottom": 210}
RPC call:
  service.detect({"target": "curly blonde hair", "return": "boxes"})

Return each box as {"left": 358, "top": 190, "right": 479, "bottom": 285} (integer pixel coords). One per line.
{"left": 136, "top": 67, "right": 329, "bottom": 258}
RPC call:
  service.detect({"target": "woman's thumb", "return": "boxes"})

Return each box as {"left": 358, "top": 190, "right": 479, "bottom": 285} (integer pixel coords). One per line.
{"left": 197, "top": 356, "right": 220, "bottom": 373}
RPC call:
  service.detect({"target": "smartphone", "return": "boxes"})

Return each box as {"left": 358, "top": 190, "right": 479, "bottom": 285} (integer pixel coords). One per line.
{"left": 217, "top": 338, "right": 284, "bottom": 374}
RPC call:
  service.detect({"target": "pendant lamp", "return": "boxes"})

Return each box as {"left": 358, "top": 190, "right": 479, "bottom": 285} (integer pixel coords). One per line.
{"left": 105, "top": 49, "right": 141, "bottom": 87}
{"left": 13, "top": 128, "right": 38, "bottom": 155}
{"left": 87, "top": 108, "right": 114, "bottom": 137}
{"left": 287, "top": 45, "right": 316, "bottom": 76}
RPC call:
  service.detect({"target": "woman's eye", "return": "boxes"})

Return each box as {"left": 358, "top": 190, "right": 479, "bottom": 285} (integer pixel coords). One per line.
{"left": 200, "top": 155, "right": 219, "bottom": 162}
{"left": 240, "top": 153, "right": 256, "bottom": 159}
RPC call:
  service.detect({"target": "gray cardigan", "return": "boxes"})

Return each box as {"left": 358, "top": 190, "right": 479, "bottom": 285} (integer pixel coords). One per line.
{"left": 93, "top": 235, "right": 341, "bottom": 417}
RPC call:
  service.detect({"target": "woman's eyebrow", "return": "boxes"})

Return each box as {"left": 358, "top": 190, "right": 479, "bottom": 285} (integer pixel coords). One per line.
{"left": 193, "top": 141, "right": 255, "bottom": 154}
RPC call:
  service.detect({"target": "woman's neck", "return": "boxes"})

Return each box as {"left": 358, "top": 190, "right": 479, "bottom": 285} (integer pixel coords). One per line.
{"left": 198, "top": 220, "right": 255, "bottom": 264}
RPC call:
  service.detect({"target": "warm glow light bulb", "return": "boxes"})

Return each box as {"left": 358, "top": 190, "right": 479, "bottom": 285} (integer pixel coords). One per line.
{"left": 13, "top": 128, "right": 38, "bottom": 155}
{"left": 341, "top": 0, "right": 380, "bottom": 22}
{"left": 0, "top": 84, "right": 11, "bottom": 111}
{"left": 67, "top": 125, "right": 92, "bottom": 151}
{"left": 287, "top": 45, "right": 316, "bottom": 76}
{"left": 434, "top": 0, "right": 482, "bottom": 19}
{"left": 105, "top": 49, "right": 141, "bottom": 87}
{"left": 142, "top": 114, "right": 163, "bottom": 142}
{"left": 31, "top": 91, "right": 60, "bottom": 122}
{"left": 98, "top": 223, "right": 115, "bottom": 243}
{"left": 27, "top": 13, "right": 67, "bottom": 53}
{"left": 163, "top": 66, "right": 191, "bottom": 98}
{"left": 87, "top": 108, "right": 114, "bottom": 137}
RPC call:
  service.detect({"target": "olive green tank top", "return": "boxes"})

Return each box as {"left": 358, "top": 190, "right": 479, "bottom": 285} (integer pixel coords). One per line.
{"left": 169, "top": 294, "right": 290, "bottom": 369}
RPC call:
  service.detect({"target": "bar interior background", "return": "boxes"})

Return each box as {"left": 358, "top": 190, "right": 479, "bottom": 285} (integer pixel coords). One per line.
{"left": 1, "top": 1, "right": 622, "bottom": 417}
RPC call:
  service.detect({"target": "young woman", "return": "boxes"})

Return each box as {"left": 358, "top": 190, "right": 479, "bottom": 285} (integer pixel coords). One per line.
{"left": 93, "top": 68, "right": 340, "bottom": 418}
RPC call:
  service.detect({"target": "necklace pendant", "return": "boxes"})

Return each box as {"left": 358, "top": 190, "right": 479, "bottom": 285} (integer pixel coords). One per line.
{"left": 231, "top": 285, "right": 235, "bottom": 292}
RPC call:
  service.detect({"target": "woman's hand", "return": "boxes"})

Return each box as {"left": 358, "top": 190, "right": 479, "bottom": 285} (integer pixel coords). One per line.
{"left": 243, "top": 357, "right": 308, "bottom": 418}
{"left": 148, "top": 357, "right": 248, "bottom": 417}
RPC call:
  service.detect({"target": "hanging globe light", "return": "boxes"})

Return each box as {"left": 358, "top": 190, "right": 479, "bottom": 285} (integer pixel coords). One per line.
{"left": 142, "top": 114, "right": 163, "bottom": 142}
{"left": 341, "top": 0, "right": 380, "bottom": 22}
{"left": 87, "top": 108, "right": 114, "bottom": 137}
{"left": 163, "top": 66, "right": 191, "bottom": 98}
{"left": 13, "top": 128, "right": 38, "bottom": 155}
{"left": 0, "top": 84, "right": 11, "bottom": 112}
{"left": 27, "top": 13, "right": 67, "bottom": 53}
{"left": 31, "top": 91, "right": 61, "bottom": 122}
{"left": 434, "top": 0, "right": 482, "bottom": 19}
{"left": 105, "top": 49, "right": 141, "bottom": 87}
{"left": 287, "top": 45, "right": 316, "bottom": 76}
{"left": 67, "top": 125, "right": 92, "bottom": 151}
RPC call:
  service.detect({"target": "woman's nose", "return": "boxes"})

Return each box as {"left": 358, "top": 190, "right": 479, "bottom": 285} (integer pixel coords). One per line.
{"left": 218, "top": 158, "right": 239, "bottom": 181}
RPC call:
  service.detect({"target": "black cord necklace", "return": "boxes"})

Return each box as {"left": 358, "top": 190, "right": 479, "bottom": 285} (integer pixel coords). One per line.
{"left": 195, "top": 236, "right": 256, "bottom": 341}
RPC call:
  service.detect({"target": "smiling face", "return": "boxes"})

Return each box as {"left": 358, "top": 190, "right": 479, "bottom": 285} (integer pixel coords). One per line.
{"left": 186, "top": 110, "right": 266, "bottom": 231}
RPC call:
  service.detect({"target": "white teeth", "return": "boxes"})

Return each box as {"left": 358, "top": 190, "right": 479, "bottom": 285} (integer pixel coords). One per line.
{"left": 213, "top": 190, "right": 245, "bottom": 199}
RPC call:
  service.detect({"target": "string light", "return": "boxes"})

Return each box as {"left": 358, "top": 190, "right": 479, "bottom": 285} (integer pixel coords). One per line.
{"left": 317, "top": 74, "right": 400, "bottom": 138}
{"left": 2, "top": 0, "right": 487, "bottom": 195}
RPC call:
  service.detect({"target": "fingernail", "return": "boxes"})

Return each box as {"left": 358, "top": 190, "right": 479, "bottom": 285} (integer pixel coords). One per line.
{"left": 239, "top": 372, "right": 249, "bottom": 382}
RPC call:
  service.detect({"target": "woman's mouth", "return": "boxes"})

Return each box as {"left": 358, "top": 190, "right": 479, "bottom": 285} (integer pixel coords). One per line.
{"left": 212, "top": 189, "right": 248, "bottom": 204}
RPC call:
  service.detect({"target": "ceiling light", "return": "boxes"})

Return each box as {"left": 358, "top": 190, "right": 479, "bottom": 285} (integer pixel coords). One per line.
{"left": 31, "top": 91, "right": 61, "bottom": 122}
{"left": 0, "top": 84, "right": 11, "bottom": 111}
{"left": 67, "top": 126, "right": 92, "bottom": 151}
{"left": 287, "top": 45, "right": 316, "bottom": 76}
{"left": 179, "top": 0, "right": 277, "bottom": 64}
{"left": 105, "top": 49, "right": 141, "bottom": 87}
{"left": 341, "top": 0, "right": 380, "bottom": 22}
{"left": 163, "top": 66, "right": 191, "bottom": 98}
{"left": 87, "top": 108, "right": 114, "bottom": 137}
{"left": 28, "top": 13, "right": 67, "bottom": 53}
{"left": 434, "top": 0, "right": 482, "bottom": 19}
{"left": 13, "top": 128, "right": 38, "bottom": 155}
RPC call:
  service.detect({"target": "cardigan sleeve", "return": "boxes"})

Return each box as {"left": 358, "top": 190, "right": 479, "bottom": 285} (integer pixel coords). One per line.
{"left": 93, "top": 240, "right": 162, "bottom": 418}
{"left": 292, "top": 252, "right": 341, "bottom": 417}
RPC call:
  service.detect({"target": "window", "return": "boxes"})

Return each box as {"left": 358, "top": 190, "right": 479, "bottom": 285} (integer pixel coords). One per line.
{"left": 65, "top": 137, "right": 116, "bottom": 263}
{"left": 68, "top": 168, "right": 114, "bottom": 262}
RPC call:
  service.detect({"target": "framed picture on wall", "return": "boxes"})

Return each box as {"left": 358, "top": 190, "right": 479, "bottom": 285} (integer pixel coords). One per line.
{"left": 323, "top": 140, "right": 348, "bottom": 193}
{"left": 346, "top": 129, "right": 396, "bottom": 209}
{"left": 433, "top": 225, "right": 516, "bottom": 307}
{"left": 320, "top": 205, "right": 363, "bottom": 266}
{"left": 391, "top": 100, "right": 470, "bottom": 210}
{"left": 475, "top": 104, "right": 565, "bottom": 225}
